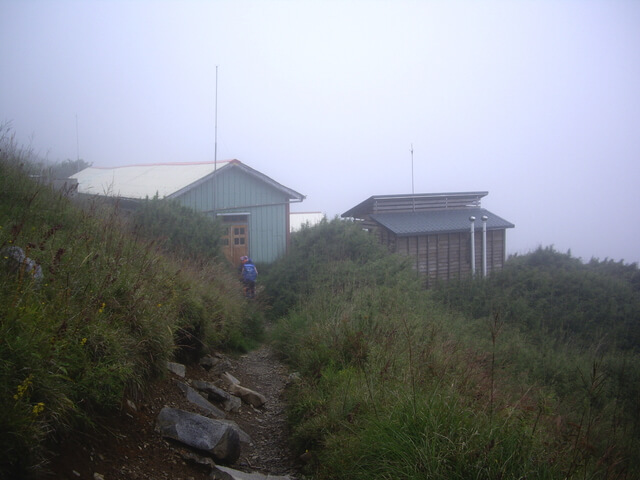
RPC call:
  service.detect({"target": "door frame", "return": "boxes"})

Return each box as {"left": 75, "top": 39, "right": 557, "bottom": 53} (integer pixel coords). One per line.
{"left": 218, "top": 213, "right": 250, "bottom": 266}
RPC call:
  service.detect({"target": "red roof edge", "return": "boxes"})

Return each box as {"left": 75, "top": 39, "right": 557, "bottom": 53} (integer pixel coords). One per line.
{"left": 88, "top": 160, "right": 238, "bottom": 169}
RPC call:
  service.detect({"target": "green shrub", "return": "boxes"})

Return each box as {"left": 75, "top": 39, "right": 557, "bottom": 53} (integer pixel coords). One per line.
{"left": 432, "top": 246, "right": 640, "bottom": 351}
{"left": 0, "top": 139, "right": 260, "bottom": 477}
{"left": 266, "top": 223, "right": 636, "bottom": 479}
{"left": 263, "top": 217, "right": 404, "bottom": 320}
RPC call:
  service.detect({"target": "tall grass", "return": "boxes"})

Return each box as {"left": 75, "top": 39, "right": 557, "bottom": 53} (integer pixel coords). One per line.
{"left": 129, "top": 194, "right": 224, "bottom": 261}
{"left": 266, "top": 219, "right": 637, "bottom": 479}
{"left": 0, "top": 136, "right": 261, "bottom": 477}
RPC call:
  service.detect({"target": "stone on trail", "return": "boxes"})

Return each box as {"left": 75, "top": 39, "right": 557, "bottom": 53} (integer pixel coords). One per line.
{"left": 192, "top": 379, "right": 243, "bottom": 412}
{"left": 229, "top": 383, "right": 267, "bottom": 408}
{"left": 175, "top": 380, "right": 226, "bottom": 418}
{"left": 222, "top": 372, "right": 241, "bottom": 386}
{"left": 199, "top": 354, "right": 222, "bottom": 370}
{"left": 166, "top": 361, "right": 186, "bottom": 377}
{"left": 210, "top": 467, "right": 237, "bottom": 480}
{"left": 212, "top": 465, "right": 294, "bottom": 480}
{"left": 155, "top": 407, "right": 240, "bottom": 463}
{"left": 217, "top": 419, "right": 252, "bottom": 444}
{"left": 223, "top": 393, "right": 243, "bottom": 412}
{"left": 193, "top": 379, "right": 233, "bottom": 402}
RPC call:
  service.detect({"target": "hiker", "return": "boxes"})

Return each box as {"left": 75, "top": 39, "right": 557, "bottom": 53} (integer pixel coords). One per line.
{"left": 239, "top": 256, "right": 258, "bottom": 298}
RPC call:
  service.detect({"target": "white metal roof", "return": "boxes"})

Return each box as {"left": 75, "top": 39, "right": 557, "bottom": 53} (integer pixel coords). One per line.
{"left": 71, "top": 160, "right": 232, "bottom": 198}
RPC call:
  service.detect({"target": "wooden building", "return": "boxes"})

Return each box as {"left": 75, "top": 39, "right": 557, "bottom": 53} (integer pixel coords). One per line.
{"left": 72, "top": 160, "right": 305, "bottom": 265}
{"left": 342, "top": 192, "right": 515, "bottom": 287}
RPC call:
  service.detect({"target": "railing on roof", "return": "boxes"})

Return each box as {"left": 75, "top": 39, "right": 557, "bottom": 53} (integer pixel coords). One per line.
{"left": 371, "top": 193, "right": 483, "bottom": 214}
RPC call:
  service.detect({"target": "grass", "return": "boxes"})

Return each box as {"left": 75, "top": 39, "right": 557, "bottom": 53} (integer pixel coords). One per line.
{"left": 265, "top": 219, "right": 639, "bottom": 479}
{"left": 0, "top": 134, "right": 262, "bottom": 477}
{"left": 321, "top": 389, "right": 561, "bottom": 480}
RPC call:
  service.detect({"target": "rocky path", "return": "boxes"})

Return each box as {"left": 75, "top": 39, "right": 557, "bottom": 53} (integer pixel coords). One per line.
{"left": 44, "top": 344, "right": 301, "bottom": 480}
{"left": 224, "top": 345, "right": 299, "bottom": 477}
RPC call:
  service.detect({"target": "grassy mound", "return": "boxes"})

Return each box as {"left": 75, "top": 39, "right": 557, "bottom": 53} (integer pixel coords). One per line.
{"left": 0, "top": 139, "right": 261, "bottom": 477}
{"left": 265, "top": 219, "right": 639, "bottom": 479}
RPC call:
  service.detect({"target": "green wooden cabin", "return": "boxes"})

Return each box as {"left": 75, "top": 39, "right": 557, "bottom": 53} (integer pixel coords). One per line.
{"left": 72, "top": 160, "right": 305, "bottom": 265}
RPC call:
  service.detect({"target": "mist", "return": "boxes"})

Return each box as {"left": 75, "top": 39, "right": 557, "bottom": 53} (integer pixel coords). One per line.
{"left": 1, "top": 0, "right": 639, "bottom": 263}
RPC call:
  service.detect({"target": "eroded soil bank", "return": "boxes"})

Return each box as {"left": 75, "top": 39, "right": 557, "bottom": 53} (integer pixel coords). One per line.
{"left": 44, "top": 344, "right": 301, "bottom": 480}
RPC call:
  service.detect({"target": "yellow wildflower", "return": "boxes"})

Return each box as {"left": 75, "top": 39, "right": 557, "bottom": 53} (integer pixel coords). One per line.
{"left": 32, "top": 402, "right": 45, "bottom": 416}
{"left": 13, "top": 374, "right": 34, "bottom": 400}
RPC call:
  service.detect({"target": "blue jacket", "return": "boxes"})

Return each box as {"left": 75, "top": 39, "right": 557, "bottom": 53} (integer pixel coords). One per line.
{"left": 241, "top": 262, "right": 258, "bottom": 282}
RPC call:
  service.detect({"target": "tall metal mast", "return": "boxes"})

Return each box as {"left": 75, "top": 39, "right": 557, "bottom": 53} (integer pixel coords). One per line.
{"left": 214, "top": 65, "right": 218, "bottom": 165}
{"left": 75, "top": 114, "right": 80, "bottom": 162}
{"left": 411, "top": 143, "right": 414, "bottom": 194}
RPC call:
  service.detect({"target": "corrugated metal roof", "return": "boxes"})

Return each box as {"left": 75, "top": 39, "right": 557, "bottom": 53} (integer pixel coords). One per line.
{"left": 370, "top": 208, "right": 515, "bottom": 236}
{"left": 70, "top": 160, "right": 305, "bottom": 201}
{"left": 70, "top": 161, "right": 232, "bottom": 198}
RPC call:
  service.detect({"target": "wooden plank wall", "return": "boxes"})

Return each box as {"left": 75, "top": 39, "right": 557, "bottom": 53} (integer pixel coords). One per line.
{"left": 389, "top": 229, "right": 507, "bottom": 287}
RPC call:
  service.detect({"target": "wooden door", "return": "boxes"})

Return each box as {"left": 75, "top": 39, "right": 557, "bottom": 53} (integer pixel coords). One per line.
{"left": 221, "top": 224, "right": 248, "bottom": 266}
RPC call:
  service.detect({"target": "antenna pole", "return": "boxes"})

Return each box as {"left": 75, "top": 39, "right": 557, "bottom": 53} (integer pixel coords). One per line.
{"left": 411, "top": 143, "right": 414, "bottom": 194}
{"left": 75, "top": 114, "right": 80, "bottom": 162}
{"left": 214, "top": 65, "right": 218, "bottom": 164}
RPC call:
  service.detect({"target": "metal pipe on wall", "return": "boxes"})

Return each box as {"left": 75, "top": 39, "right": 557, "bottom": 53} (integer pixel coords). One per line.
{"left": 469, "top": 216, "right": 476, "bottom": 276}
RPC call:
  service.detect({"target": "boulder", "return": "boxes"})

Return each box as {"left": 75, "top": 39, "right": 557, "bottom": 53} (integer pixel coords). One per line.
{"left": 166, "top": 361, "right": 186, "bottom": 377}
{"left": 228, "top": 384, "right": 267, "bottom": 408}
{"left": 199, "top": 354, "right": 221, "bottom": 371}
{"left": 192, "top": 379, "right": 242, "bottom": 412}
{"left": 222, "top": 372, "right": 241, "bottom": 386}
{"left": 155, "top": 407, "right": 240, "bottom": 463}
{"left": 217, "top": 419, "right": 252, "bottom": 445}
{"left": 175, "top": 381, "right": 226, "bottom": 418}
{"left": 210, "top": 468, "right": 237, "bottom": 480}
{"left": 193, "top": 379, "right": 231, "bottom": 402}
{"left": 212, "top": 465, "right": 294, "bottom": 480}
{"left": 223, "top": 394, "right": 243, "bottom": 412}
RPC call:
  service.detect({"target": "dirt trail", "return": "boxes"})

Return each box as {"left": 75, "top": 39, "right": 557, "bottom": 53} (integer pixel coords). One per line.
{"left": 44, "top": 344, "right": 300, "bottom": 480}
{"left": 225, "top": 344, "right": 299, "bottom": 476}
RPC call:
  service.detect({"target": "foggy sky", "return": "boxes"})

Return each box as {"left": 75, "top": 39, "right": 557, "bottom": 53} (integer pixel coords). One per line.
{"left": 2, "top": 0, "right": 639, "bottom": 264}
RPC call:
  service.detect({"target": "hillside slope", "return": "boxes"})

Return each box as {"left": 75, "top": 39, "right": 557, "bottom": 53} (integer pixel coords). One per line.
{"left": 0, "top": 143, "right": 262, "bottom": 478}
{"left": 45, "top": 345, "right": 299, "bottom": 480}
{"left": 264, "top": 219, "right": 640, "bottom": 479}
